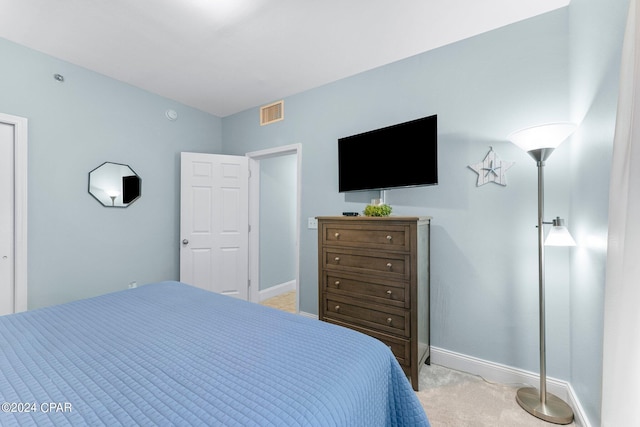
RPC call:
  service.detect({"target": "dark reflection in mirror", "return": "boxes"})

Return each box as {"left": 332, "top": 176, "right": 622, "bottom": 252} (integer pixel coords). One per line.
{"left": 88, "top": 162, "right": 141, "bottom": 208}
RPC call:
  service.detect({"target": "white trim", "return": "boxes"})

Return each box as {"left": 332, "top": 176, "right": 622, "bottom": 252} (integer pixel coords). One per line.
{"left": 0, "top": 113, "right": 28, "bottom": 313}
{"left": 298, "top": 311, "right": 318, "bottom": 320}
{"left": 259, "top": 280, "right": 296, "bottom": 302}
{"left": 248, "top": 157, "right": 260, "bottom": 304}
{"left": 566, "top": 382, "right": 591, "bottom": 427}
{"left": 246, "top": 144, "right": 302, "bottom": 313}
{"left": 430, "top": 347, "right": 590, "bottom": 427}
{"left": 246, "top": 143, "right": 300, "bottom": 159}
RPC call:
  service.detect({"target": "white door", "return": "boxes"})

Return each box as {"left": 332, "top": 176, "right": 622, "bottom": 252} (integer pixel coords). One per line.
{"left": 0, "top": 121, "right": 15, "bottom": 315}
{"left": 0, "top": 113, "right": 27, "bottom": 316}
{"left": 180, "top": 152, "right": 249, "bottom": 299}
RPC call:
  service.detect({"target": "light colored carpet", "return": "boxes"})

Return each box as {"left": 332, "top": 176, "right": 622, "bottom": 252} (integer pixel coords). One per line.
{"left": 417, "top": 364, "right": 576, "bottom": 427}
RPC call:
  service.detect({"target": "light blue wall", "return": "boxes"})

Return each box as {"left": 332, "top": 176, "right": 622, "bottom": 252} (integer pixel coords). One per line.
{"left": 259, "top": 154, "right": 297, "bottom": 291}
{"left": 0, "top": 38, "right": 222, "bottom": 309}
{"left": 223, "top": 9, "right": 575, "bottom": 381}
{"left": 568, "top": 0, "right": 629, "bottom": 423}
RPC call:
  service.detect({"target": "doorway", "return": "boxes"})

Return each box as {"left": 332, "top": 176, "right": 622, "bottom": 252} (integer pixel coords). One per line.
{"left": 0, "top": 113, "right": 28, "bottom": 315}
{"left": 247, "top": 144, "right": 301, "bottom": 313}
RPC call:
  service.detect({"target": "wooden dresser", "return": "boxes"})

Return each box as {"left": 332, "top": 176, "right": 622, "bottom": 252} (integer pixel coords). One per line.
{"left": 317, "top": 216, "right": 430, "bottom": 391}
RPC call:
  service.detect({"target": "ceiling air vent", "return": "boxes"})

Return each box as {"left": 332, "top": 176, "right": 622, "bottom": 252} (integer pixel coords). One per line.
{"left": 260, "top": 100, "right": 284, "bottom": 126}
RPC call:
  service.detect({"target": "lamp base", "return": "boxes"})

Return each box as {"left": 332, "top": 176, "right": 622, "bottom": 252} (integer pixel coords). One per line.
{"left": 516, "top": 387, "right": 574, "bottom": 425}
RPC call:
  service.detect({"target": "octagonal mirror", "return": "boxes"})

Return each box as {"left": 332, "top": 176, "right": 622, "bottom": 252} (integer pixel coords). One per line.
{"left": 89, "top": 162, "right": 141, "bottom": 208}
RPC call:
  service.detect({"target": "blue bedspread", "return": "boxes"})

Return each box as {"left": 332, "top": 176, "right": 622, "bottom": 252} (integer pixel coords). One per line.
{"left": 0, "top": 281, "right": 429, "bottom": 426}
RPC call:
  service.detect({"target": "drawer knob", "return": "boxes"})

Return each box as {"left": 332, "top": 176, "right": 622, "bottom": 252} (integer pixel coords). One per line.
{"left": 386, "top": 262, "right": 393, "bottom": 269}
{"left": 334, "top": 232, "right": 340, "bottom": 238}
{"left": 334, "top": 280, "right": 340, "bottom": 287}
{"left": 386, "top": 235, "right": 392, "bottom": 241}
{"left": 386, "top": 290, "right": 392, "bottom": 297}
{"left": 386, "top": 317, "right": 393, "bottom": 325}
{"left": 335, "top": 257, "right": 340, "bottom": 263}
{"left": 335, "top": 305, "right": 340, "bottom": 312}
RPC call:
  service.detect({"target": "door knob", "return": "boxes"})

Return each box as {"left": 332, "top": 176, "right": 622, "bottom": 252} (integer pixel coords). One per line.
{"left": 182, "top": 239, "right": 189, "bottom": 245}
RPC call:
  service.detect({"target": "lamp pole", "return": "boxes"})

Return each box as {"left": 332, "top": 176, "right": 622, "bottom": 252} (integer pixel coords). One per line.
{"left": 537, "top": 158, "right": 548, "bottom": 405}
{"left": 515, "top": 148, "right": 573, "bottom": 424}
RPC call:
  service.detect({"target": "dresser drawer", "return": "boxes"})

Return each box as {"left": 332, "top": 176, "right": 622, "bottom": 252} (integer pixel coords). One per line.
{"left": 325, "top": 319, "right": 411, "bottom": 366}
{"left": 323, "top": 248, "right": 410, "bottom": 280}
{"left": 322, "top": 223, "right": 411, "bottom": 251}
{"left": 323, "top": 272, "right": 408, "bottom": 308}
{"left": 323, "top": 296, "right": 410, "bottom": 337}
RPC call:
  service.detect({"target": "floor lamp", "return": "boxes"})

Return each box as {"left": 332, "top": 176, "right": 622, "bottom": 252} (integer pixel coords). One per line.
{"left": 507, "top": 122, "right": 577, "bottom": 425}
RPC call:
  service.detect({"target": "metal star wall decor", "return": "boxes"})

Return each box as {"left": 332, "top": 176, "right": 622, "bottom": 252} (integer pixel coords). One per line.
{"left": 468, "top": 147, "right": 514, "bottom": 187}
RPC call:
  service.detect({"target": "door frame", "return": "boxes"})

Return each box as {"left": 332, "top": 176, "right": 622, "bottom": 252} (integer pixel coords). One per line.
{"left": 246, "top": 144, "right": 301, "bottom": 311}
{"left": 0, "top": 112, "right": 28, "bottom": 313}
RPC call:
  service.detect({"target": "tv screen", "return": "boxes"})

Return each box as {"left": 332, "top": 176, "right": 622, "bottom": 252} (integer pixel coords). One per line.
{"left": 338, "top": 115, "right": 438, "bottom": 192}
{"left": 122, "top": 175, "right": 141, "bottom": 204}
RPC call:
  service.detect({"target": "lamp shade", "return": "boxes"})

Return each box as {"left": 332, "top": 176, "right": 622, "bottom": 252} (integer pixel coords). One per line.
{"left": 545, "top": 217, "right": 576, "bottom": 246}
{"left": 507, "top": 122, "right": 576, "bottom": 152}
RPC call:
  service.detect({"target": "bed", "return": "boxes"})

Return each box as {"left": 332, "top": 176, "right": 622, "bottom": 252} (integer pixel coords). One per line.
{"left": 0, "top": 281, "right": 430, "bottom": 426}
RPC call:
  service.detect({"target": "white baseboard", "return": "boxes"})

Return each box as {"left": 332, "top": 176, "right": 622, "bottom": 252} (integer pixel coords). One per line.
{"left": 258, "top": 280, "right": 296, "bottom": 302}
{"left": 430, "top": 346, "right": 591, "bottom": 427}
{"left": 298, "top": 311, "right": 318, "bottom": 320}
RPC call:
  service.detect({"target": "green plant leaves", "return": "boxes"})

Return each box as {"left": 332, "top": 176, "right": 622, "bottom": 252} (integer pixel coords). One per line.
{"left": 363, "top": 204, "right": 392, "bottom": 217}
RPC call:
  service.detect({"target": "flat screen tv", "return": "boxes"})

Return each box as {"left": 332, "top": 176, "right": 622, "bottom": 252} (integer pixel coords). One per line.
{"left": 122, "top": 175, "right": 141, "bottom": 204}
{"left": 338, "top": 114, "right": 438, "bottom": 192}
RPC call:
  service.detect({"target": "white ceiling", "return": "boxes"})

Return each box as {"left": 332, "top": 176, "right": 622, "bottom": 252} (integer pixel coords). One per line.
{"left": 0, "top": 0, "right": 569, "bottom": 117}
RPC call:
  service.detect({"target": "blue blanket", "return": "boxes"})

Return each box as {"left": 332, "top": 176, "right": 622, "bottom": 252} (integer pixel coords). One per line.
{"left": 0, "top": 281, "right": 429, "bottom": 426}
